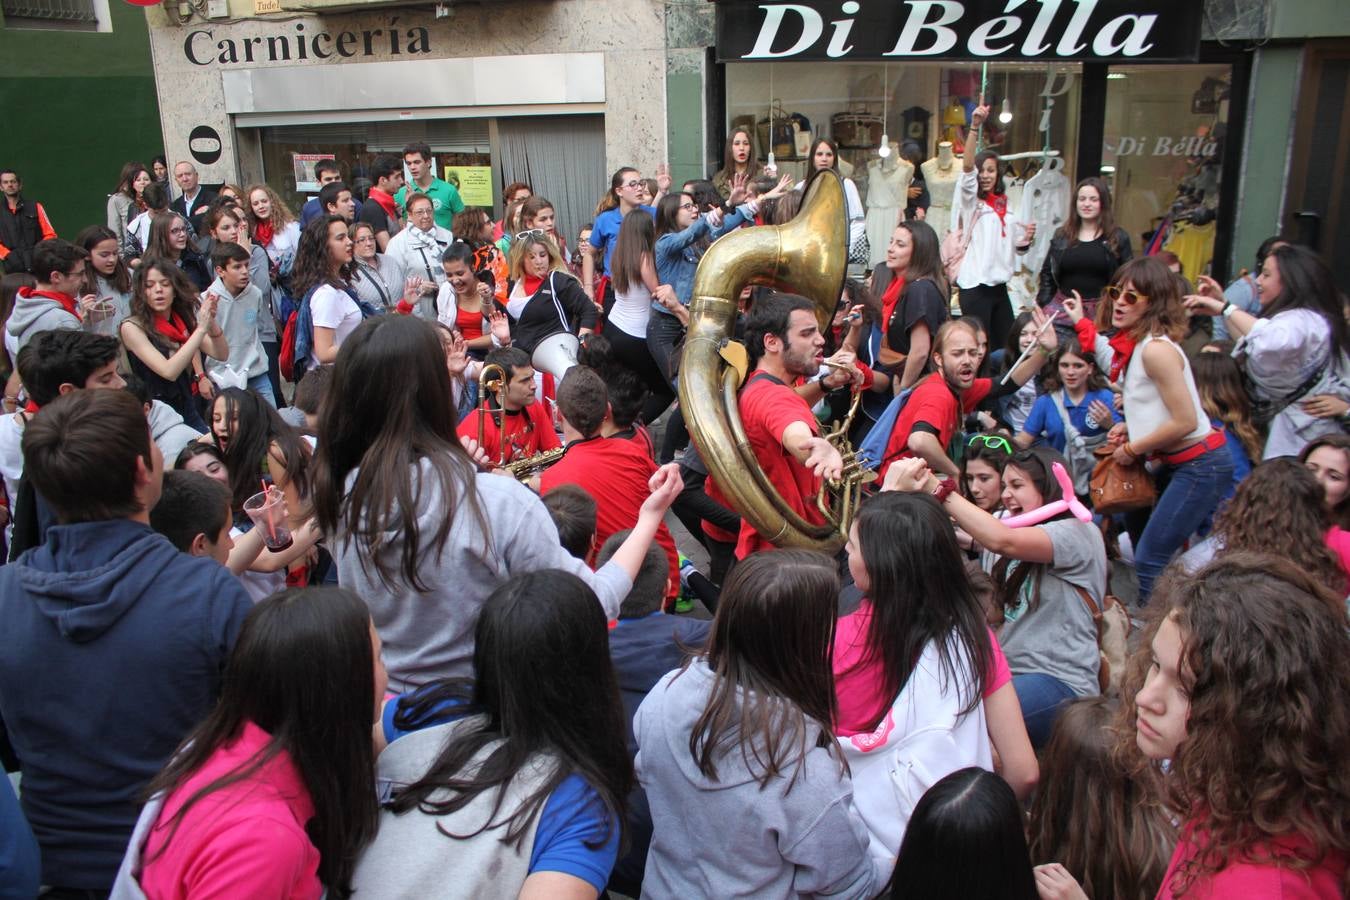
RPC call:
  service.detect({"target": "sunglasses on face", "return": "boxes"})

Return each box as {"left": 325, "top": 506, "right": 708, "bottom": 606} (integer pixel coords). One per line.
{"left": 967, "top": 434, "right": 1013, "bottom": 454}
{"left": 1102, "top": 285, "right": 1148, "bottom": 306}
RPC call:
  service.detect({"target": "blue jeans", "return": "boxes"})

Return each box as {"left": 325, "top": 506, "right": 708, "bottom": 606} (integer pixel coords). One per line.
{"left": 1135, "top": 446, "right": 1233, "bottom": 602}
{"left": 247, "top": 371, "right": 277, "bottom": 408}
{"left": 1012, "top": 673, "right": 1077, "bottom": 749}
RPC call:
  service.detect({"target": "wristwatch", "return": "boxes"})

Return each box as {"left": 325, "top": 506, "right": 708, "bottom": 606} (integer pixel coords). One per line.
{"left": 1221, "top": 303, "right": 1237, "bottom": 318}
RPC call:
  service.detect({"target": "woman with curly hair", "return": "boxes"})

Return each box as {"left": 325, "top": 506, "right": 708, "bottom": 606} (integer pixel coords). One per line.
{"left": 1126, "top": 554, "right": 1350, "bottom": 897}
{"left": 1028, "top": 696, "right": 1175, "bottom": 900}
{"left": 1177, "top": 458, "right": 1349, "bottom": 600}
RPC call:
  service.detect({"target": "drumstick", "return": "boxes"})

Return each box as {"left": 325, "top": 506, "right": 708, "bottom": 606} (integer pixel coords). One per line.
{"left": 999, "top": 314, "right": 1055, "bottom": 385}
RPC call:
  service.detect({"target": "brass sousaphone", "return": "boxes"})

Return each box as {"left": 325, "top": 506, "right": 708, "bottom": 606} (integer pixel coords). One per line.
{"left": 678, "top": 170, "right": 868, "bottom": 554}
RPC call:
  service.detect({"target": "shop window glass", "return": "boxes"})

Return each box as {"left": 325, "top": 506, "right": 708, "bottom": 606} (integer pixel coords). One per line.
{"left": 1104, "top": 64, "right": 1232, "bottom": 278}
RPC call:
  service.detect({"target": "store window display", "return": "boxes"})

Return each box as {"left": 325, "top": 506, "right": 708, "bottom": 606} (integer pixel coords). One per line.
{"left": 864, "top": 144, "right": 913, "bottom": 269}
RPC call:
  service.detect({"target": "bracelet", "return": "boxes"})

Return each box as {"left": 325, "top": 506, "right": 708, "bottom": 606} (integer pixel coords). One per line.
{"left": 931, "top": 478, "right": 958, "bottom": 504}
{"left": 1221, "top": 303, "right": 1237, "bottom": 319}
{"left": 1123, "top": 441, "right": 1139, "bottom": 459}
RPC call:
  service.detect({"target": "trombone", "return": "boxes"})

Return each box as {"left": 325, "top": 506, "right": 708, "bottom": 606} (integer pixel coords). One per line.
{"left": 474, "top": 362, "right": 565, "bottom": 481}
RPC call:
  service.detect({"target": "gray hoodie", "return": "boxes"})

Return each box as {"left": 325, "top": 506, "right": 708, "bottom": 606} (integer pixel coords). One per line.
{"left": 6, "top": 290, "right": 81, "bottom": 354}
{"left": 634, "top": 662, "right": 883, "bottom": 899}
{"left": 147, "top": 399, "right": 205, "bottom": 463}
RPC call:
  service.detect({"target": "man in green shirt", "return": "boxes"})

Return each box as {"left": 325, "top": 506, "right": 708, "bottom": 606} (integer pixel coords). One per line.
{"left": 395, "top": 140, "right": 464, "bottom": 230}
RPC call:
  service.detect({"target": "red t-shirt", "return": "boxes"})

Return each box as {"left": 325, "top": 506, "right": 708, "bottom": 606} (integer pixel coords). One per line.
{"left": 456, "top": 400, "right": 560, "bottom": 466}
{"left": 735, "top": 371, "right": 823, "bottom": 559}
{"left": 881, "top": 371, "right": 993, "bottom": 469}
{"left": 541, "top": 436, "right": 679, "bottom": 598}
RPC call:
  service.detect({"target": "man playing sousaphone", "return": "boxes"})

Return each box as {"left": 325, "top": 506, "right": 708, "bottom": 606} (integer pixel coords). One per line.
{"left": 735, "top": 292, "right": 865, "bottom": 558}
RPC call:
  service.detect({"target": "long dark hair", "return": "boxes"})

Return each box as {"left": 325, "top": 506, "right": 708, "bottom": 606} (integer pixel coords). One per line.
{"left": 388, "top": 570, "right": 632, "bottom": 850}
{"left": 292, "top": 215, "right": 354, "bottom": 300}
{"left": 312, "top": 315, "right": 489, "bottom": 591}
{"left": 1028, "top": 697, "right": 1175, "bottom": 899}
{"left": 688, "top": 550, "right": 845, "bottom": 788}
{"left": 212, "top": 386, "right": 311, "bottom": 514}
{"left": 128, "top": 258, "right": 199, "bottom": 347}
{"left": 654, "top": 192, "right": 689, "bottom": 240}
{"left": 76, "top": 224, "right": 132, "bottom": 295}
{"left": 1260, "top": 244, "right": 1350, "bottom": 372}
{"left": 1042, "top": 337, "right": 1109, "bottom": 393}
{"left": 896, "top": 219, "right": 947, "bottom": 295}
{"left": 849, "top": 493, "right": 992, "bottom": 730}
{"left": 992, "top": 448, "right": 1073, "bottom": 612}
{"left": 892, "top": 768, "right": 1038, "bottom": 899}
{"left": 147, "top": 209, "right": 189, "bottom": 261}
{"left": 1057, "top": 176, "right": 1123, "bottom": 256}
{"left": 143, "top": 588, "right": 379, "bottom": 897}
{"left": 114, "top": 161, "right": 149, "bottom": 202}
{"left": 610, "top": 208, "right": 655, "bottom": 295}
{"left": 809, "top": 137, "right": 841, "bottom": 172}
{"left": 715, "top": 126, "right": 754, "bottom": 183}
{"left": 1111, "top": 257, "right": 1187, "bottom": 343}
{"left": 974, "top": 150, "right": 1003, "bottom": 200}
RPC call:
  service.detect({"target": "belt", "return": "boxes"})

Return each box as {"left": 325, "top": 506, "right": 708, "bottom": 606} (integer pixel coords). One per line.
{"left": 1157, "top": 430, "right": 1225, "bottom": 466}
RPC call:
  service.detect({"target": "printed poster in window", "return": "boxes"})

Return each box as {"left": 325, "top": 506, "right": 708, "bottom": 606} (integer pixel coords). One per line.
{"left": 293, "top": 153, "right": 335, "bottom": 194}
{"left": 444, "top": 166, "right": 493, "bottom": 208}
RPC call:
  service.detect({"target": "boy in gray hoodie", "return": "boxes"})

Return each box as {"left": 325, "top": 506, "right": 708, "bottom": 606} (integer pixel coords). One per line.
{"left": 204, "top": 242, "right": 274, "bottom": 406}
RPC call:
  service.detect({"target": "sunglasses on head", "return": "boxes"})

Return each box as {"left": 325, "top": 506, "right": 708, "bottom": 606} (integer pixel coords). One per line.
{"left": 515, "top": 228, "right": 547, "bottom": 241}
{"left": 1102, "top": 285, "right": 1148, "bottom": 306}
{"left": 967, "top": 434, "right": 1013, "bottom": 454}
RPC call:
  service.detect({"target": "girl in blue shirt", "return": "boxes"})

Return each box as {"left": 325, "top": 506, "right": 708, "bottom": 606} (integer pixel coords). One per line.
{"left": 1015, "top": 339, "right": 1121, "bottom": 493}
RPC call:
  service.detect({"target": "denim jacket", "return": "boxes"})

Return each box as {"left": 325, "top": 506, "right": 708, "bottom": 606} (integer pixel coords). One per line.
{"left": 653, "top": 204, "right": 755, "bottom": 315}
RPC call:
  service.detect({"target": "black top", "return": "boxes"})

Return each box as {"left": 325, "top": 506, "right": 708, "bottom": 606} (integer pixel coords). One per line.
{"left": 357, "top": 199, "right": 398, "bottom": 237}
{"left": 885, "top": 277, "right": 949, "bottom": 356}
{"left": 1056, "top": 238, "right": 1117, "bottom": 300}
{"left": 505, "top": 271, "right": 598, "bottom": 356}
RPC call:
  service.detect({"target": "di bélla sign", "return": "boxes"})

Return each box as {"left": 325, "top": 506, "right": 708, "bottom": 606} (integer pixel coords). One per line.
{"left": 715, "top": 0, "right": 1202, "bottom": 62}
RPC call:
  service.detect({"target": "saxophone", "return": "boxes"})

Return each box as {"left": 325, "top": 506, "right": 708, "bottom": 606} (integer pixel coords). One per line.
{"left": 503, "top": 446, "right": 566, "bottom": 481}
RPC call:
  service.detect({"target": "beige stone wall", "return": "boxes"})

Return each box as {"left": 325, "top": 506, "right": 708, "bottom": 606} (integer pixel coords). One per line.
{"left": 145, "top": 0, "right": 668, "bottom": 185}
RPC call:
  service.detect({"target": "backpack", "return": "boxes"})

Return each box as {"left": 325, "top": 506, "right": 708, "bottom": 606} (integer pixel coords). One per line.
{"left": 856, "top": 384, "right": 917, "bottom": 472}
{"left": 1049, "top": 390, "right": 1108, "bottom": 497}
{"left": 280, "top": 283, "right": 383, "bottom": 382}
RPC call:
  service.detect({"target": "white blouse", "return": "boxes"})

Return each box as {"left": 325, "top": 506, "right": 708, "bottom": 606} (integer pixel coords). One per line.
{"left": 954, "top": 169, "right": 1028, "bottom": 290}
{"left": 1236, "top": 308, "right": 1350, "bottom": 458}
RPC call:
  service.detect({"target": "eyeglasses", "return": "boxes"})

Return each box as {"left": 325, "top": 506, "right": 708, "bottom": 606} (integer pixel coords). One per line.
{"left": 679, "top": 202, "right": 698, "bottom": 211}
{"left": 967, "top": 434, "right": 1013, "bottom": 454}
{"left": 515, "top": 228, "right": 547, "bottom": 241}
{"left": 1102, "top": 286, "right": 1148, "bottom": 306}
{"left": 621, "top": 180, "right": 643, "bottom": 190}
{"left": 169, "top": 227, "right": 188, "bottom": 236}
{"left": 409, "top": 206, "right": 433, "bottom": 216}
{"left": 354, "top": 235, "right": 376, "bottom": 244}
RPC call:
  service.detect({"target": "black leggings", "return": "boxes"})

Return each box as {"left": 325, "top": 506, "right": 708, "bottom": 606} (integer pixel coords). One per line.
{"left": 607, "top": 324, "right": 675, "bottom": 424}
{"left": 958, "top": 283, "right": 1015, "bottom": 351}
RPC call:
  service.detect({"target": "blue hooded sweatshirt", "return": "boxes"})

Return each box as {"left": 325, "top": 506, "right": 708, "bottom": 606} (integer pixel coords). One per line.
{"left": 0, "top": 519, "right": 251, "bottom": 890}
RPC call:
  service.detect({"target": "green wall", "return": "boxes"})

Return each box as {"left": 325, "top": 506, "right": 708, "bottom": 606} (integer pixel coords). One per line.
{"left": 666, "top": 71, "right": 704, "bottom": 189}
{"left": 0, "top": 1, "right": 162, "bottom": 236}
{"left": 1231, "top": 46, "right": 1303, "bottom": 275}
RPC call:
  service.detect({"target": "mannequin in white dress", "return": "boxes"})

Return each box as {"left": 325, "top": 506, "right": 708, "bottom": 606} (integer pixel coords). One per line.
{"left": 864, "top": 144, "right": 914, "bottom": 268}
{"left": 921, "top": 142, "right": 959, "bottom": 239}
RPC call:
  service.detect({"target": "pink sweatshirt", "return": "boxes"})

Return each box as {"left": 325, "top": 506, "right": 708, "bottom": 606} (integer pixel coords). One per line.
{"left": 138, "top": 721, "right": 321, "bottom": 899}
{"left": 1157, "top": 821, "right": 1347, "bottom": 899}
{"left": 832, "top": 600, "right": 1011, "bottom": 738}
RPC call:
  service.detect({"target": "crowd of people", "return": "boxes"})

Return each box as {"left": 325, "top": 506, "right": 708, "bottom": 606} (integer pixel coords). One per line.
{"left": 0, "top": 101, "right": 1347, "bottom": 900}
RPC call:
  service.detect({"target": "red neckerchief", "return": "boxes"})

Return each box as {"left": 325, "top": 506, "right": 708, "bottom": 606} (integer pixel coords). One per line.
{"left": 17, "top": 286, "right": 80, "bottom": 320}
{"left": 253, "top": 218, "right": 274, "bottom": 248}
{"left": 881, "top": 275, "right": 904, "bottom": 328}
{"left": 1108, "top": 330, "right": 1137, "bottom": 383}
{"left": 153, "top": 312, "right": 191, "bottom": 345}
{"left": 982, "top": 193, "right": 1009, "bottom": 236}
{"left": 522, "top": 273, "right": 545, "bottom": 297}
{"left": 22, "top": 400, "right": 38, "bottom": 414}
{"left": 368, "top": 187, "right": 397, "bottom": 220}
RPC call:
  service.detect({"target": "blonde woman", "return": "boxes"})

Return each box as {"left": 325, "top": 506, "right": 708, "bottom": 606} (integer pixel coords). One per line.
{"left": 504, "top": 232, "right": 595, "bottom": 357}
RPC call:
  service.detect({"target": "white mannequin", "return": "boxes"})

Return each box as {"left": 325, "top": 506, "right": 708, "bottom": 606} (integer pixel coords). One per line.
{"left": 864, "top": 144, "right": 914, "bottom": 267}
{"left": 921, "top": 142, "right": 959, "bottom": 239}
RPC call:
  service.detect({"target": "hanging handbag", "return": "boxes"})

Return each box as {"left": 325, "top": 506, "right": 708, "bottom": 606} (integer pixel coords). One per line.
{"left": 848, "top": 230, "right": 870, "bottom": 267}
{"left": 1088, "top": 444, "right": 1156, "bottom": 515}
{"left": 1071, "top": 582, "right": 1131, "bottom": 696}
